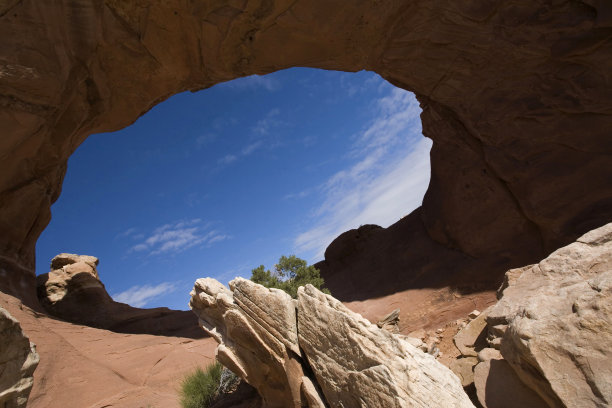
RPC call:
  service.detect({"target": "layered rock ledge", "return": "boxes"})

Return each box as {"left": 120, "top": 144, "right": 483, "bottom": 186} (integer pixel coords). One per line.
{"left": 190, "top": 278, "right": 473, "bottom": 408}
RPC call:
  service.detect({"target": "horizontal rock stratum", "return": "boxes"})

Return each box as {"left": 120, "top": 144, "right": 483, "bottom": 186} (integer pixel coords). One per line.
{"left": 190, "top": 278, "right": 474, "bottom": 407}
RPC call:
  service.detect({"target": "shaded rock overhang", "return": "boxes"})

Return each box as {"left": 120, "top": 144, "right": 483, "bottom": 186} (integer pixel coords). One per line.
{"left": 1, "top": 0, "right": 611, "bottom": 304}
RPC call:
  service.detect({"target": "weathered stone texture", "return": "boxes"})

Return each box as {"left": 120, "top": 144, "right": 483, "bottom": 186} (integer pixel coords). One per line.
{"left": 36, "top": 253, "right": 203, "bottom": 337}
{"left": 0, "top": 307, "right": 39, "bottom": 408}
{"left": 487, "top": 222, "right": 612, "bottom": 408}
{"left": 190, "top": 277, "right": 308, "bottom": 408}
{"left": 297, "top": 285, "right": 473, "bottom": 408}
{"left": 191, "top": 279, "right": 474, "bottom": 408}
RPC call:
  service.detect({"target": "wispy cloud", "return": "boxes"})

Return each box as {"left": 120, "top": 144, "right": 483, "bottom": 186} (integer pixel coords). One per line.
{"left": 252, "top": 108, "right": 281, "bottom": 136}
{"left": 284, "top": 190, "right": 311, "bottom": 200}
{"left": 196, "top": 133, "right": 217, "bottom": 148}
{"left": 116, "top": 227, "right": 137, "bottom": 239}
{"left": 293, "top": 87, "right": 431, "bottom": 260}
{"left": 217, "top": 109, "right": 283, "bottom": 167}
{"left": 221, "top": 74, "right": 280, "bottom": 92}
{"left": 242, "top": 140, "right": 263, "bottom": 155}
{"left": 129, "top": 219, "right": 230, "bottom": 256}
{"left": 218, "top": 154, "right": 237, "bottom": 165}
{"left": 112, "top": 282, "right": 176, "bottom": 308}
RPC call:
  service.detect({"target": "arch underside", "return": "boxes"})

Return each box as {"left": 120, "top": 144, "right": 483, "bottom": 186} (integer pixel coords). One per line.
{"left": 1, "top": 0, "right": 611, "bottom": 303}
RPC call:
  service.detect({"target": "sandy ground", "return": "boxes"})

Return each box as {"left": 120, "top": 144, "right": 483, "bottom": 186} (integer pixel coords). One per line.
{"left": 2, "top": 286, "right": 496, "bottom": 407}
{"left": 1, "top": 292, "right": 217, "bottom": 408}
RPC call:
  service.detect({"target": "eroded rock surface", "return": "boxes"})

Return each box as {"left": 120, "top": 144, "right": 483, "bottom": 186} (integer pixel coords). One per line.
{"left": 190, "top": 277, "right": 309, "bottom": 408}
{"left": 473, "top": 357, "right": 547, "bottom": 408}
{"left": 0, "top": 307, "right": 39, "bottom": 408}
{"left": 487, "top": 223, "right": 612, "bottom": 408}
{"left": 298, "top": 285, "right": 474, "bottom": 407}
{"left": 1, "top": 1, "right": 611, "bottom": 309}
{"left": 190, "top": 278, "right": 474, "bottom": 408}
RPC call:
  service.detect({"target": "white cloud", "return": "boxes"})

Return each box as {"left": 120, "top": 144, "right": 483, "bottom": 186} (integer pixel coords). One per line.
{"left": 284, "top": 190, "right": 311, "bottom": 200}
{"left": 242, "top": 140, "right": 263, "bottom": 155}
{"left": 129, "top": 219, "right": 229, "bottom": 256}
{"left": 208, "top": 233, "right": 230, "bottom": 244}
{"left": 116, "top": 227, "right": 137, "bottom": 239}
{"left": 252, "top": 108, "right": 281, "bottom": 136}
{"left": 217, "top": 109, "right": 283, "bottom": 167}
{"left": 196, "top": 133, "right": 217, "bottom": 148}
{"left": 221, "top": 74, "right": 280, "bottom": 92}
{"left": 293, "top": 87, "right": 431, "bottom": 260}
{"left": 218, "top": 154, "right": 237, "bottom": 165}
{"left": 112, "top": 282, "right": 176, "bottom": 308}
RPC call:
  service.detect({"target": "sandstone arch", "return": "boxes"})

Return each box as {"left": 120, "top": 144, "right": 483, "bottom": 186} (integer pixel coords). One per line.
{"left": 1, "top": 0, "right": 611, "bottom": 303}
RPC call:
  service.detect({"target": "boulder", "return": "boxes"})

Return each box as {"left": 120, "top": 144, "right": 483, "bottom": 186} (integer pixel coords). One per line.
{"left": 474, "top": 358, "right": 547, "bottom": 408}
{"left": 376, "top": 308, "right": 400, "bottom": 333}
{"left": 297, "top": 284, "right": 474, "bottom": 408}
{"left": 36, "top": 254, "right": 109, "bottom": 319}
{"left": 191, "top": 279, "right": 474, "bottom": 408}
{"left": 189, "top": 277, "right": 310, "bottom": 408}
{"left": 487, "top": 223, "right": 612, "bottom": 408}
{"left": 36, "top": 253, "right": 203, "bottom": 337}
{"left": 0, "top": 307, "right": 39, "bottom": 408}
{"left": 453, "top": 307, "right": 490, "bottom": 357}
{"left": 449, "top": 357, "right": 479, "bottom": 387}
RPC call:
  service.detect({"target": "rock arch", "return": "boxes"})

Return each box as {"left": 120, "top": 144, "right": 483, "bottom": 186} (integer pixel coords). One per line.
{"left": 1, "top": 0, "right": 611, "bottom": 303}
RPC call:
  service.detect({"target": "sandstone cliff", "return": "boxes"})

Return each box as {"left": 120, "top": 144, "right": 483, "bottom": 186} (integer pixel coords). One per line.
{"left": 1, "top": 0, "right": 611, "bottom": 307}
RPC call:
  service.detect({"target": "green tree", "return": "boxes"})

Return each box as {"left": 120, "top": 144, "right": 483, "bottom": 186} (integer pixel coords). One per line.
{"left": 250, "top": 255, "right": 330, "bottom": 298}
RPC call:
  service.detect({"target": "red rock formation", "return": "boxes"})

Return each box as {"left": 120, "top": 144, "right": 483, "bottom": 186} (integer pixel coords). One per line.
{"left": 36, "top": 253, "right": 204, "bottom": 337}
{"left": 1, "top": 1, "right": 611, "bottom": 306}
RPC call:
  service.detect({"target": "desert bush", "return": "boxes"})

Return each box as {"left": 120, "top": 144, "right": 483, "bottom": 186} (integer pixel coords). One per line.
{"left": 180, "top": 362, "right": 223, "bottom": 408}
{"left": 250, "top": 255, "right": 330, "bottom": 298}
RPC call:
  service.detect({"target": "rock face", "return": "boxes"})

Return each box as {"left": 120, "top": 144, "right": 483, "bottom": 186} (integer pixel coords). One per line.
{"left": 486, "top": 222, "right": 612, "bottom": 408}
{"left": 190, "top": 278, "right": 474, "bottom": 408}
{"left": 0, "top": 307, "right": 39, "bottom": 408}
{"left": 453, "top": 307, "right": 490, "bottom": 357}
{"left": 190, "top": 278, "right": 308, "bottom": 408}
{"left": 36, "top": 253, "right": 107, "bottom": 320}
{"left": 473, "top": 357, "right": 547, "bottom": 408}
{"left": 1, "top": 0, "right": 612, "bottom": 307}
{"left": 298, "top": 285, "right": 474, "bottom": 407}
{"left": 36, "top": 253, "right": 203, "bottom": 338}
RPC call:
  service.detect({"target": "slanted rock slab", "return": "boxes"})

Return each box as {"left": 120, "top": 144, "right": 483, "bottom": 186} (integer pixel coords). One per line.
{"left": 297, "top": 284, "right": 474, "bottom": 408}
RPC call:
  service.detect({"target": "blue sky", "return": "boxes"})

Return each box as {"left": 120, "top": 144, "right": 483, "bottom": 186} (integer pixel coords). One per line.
{"left": 35, "top": 68, "right": 431, "bottom": 310}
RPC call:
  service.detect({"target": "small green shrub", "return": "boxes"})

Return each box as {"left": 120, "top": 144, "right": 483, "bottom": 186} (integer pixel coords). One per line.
{"left": 180, "top": 362, "right": 223, "bottom": 408}
{"left": 250, "top": 255, "right": 330, "bottom": 298}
